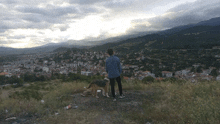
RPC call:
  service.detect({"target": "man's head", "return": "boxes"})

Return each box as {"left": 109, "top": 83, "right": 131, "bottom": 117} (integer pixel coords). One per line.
{"left": 107, "top": 49, "right": 113, "bottom": 56}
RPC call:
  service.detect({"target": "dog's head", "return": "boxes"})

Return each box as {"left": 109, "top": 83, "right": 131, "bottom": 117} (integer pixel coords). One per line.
{"left": 104, "top": 78, "right": 110, "bottom": 85}
{"left": 104, "top": 77, "right": 109, "bottom": 81}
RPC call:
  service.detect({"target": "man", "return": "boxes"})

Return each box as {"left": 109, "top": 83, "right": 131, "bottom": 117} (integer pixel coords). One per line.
{"left": 106, "top": 49, "right": 125, "bottom": 101}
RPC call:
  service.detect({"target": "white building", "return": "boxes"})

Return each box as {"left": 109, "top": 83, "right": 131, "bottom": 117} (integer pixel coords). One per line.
{"left": 216, "top": 75, "right": 220, "bottom": 81}
{"left": 162, "top": 71, "right": 173, "bottom": 78}
{"left": 43, "top": 67, "right": 49, "bottom": 73}
{"left": 81, "top": 71, "right": 93, "bottom": 76}
{"left": 5, "top": 73, "right": 12, "bottom": 77}
{"left": 44, "top": 60, "right": 48, "bottom": 64}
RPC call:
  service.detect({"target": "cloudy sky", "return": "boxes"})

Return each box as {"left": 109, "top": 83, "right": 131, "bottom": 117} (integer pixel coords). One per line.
{"left": 0, "top": 0, "right": 220, "bottom": 48}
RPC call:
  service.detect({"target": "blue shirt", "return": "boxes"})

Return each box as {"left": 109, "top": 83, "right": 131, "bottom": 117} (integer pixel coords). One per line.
{"left": 106, "top": 55, "right": 122, "bottom": 78}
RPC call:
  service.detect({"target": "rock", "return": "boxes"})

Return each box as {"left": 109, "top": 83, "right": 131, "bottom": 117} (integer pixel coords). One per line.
{"left": 73, "top": 106, "right": 78, "bottom": 109}
{"left": 41, "top": 100, "right": 44, "bottom": 104}
{"left": 5, "top": 117, "right": 16, "bottom": 121}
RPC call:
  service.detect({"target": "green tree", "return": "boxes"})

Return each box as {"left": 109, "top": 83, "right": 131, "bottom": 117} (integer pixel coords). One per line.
{"left": 18, "top": 78, "right": 24, "bottom": 86}
{"left": 38, "top": 75, "right": 46, "bottom": 81}
{"left": 210, "top": 69, "right": 218, "bottom": 77}
{"left": 196, "top": 66, "right": 203, "bottom": 73}
{"left": 61, "top": 74, "right": 67, "bottom": 82}
{"left": 77, "top": 67, "right": 81, "bottom": 74}
{"left": 96, "top": 72, "right": 100, "bottom": 76}
{"left": 191, "top": 66, "right": 196, "bottom": 72}
{"left": 23, "top": 73, "right": 37, "bottom": 82}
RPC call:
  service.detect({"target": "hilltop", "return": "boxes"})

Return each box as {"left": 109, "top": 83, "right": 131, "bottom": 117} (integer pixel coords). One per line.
{"left": 1, "top": 79, "right": 220, "bottom": 123}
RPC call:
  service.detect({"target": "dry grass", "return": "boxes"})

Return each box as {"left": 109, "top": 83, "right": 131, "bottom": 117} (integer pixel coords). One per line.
{"left": 124, "top": 80, "right": 220, "bottom": 124}
{"left": 1, "top": 79, "right": 220, "bottom": 123}
{"left": 0, "top": 80, "right": 88, "bottom": 120}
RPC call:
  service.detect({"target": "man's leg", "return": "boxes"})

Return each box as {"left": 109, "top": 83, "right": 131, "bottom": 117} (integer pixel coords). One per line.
{"left": 116, "top": 76, "right": 122, "bottom": 96}
{"left": 110, "top": 78, "right": 116, "bottom": 98}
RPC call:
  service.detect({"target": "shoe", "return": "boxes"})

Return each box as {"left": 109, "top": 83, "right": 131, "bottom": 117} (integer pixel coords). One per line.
{"left": 113, "top": 98, "right": 116, "bottom": 102}
{"left": 119, "top": 94, "right": 125, "bottom": 99}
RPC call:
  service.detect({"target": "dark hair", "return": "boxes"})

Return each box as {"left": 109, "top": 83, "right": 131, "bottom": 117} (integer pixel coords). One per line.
{"left": 107, "top": 49, "right": 113, "bottom": 56}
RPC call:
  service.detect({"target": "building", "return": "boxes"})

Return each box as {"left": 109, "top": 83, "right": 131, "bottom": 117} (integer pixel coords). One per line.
{"left": 0, "top": 72, "right": 12, "bottom": 77}
{"left": 216, "top": 75, "right": 220, "bottom": 81}
{"left": 162, "top": 71, "right": 173, "bottom": 78}
{"left": 81, "top": 71, "right": 93, "bottom": 76}
{"left": 43, "top": 67, "right": 49, "bottom": 73}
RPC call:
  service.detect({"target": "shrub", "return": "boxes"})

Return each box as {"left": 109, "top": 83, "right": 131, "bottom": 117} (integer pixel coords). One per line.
{"left": 162, "top": 77, "right": 177, "bottom": 83}
{"left": 9, "top": 89, "right": 43, "bottom": 101}
{"left": 142, "top": 76, "right": 155, "bottom": 84}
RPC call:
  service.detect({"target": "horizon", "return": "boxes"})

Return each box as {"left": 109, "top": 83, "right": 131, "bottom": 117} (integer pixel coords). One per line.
{"left": 0, "top": 0, "right": 220, "bottom": 48}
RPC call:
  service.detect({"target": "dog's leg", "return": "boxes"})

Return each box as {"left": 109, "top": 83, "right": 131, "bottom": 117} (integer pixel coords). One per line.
{"left": 106, "top": 83, "right": 110, "bottom": 98}
{"left": 106, "top": 87, "right": 109, "bottom": 98}
{"left": 95, "top": 89, "right": 99, "bottom": 98}
{"left": 81, "top": 90, "right": 86, "bottom": 97}
{"left": 103, "top": 87, "right": 108, "bottom": 97}
{"left": 102, "top": 88, "right": 105, "bottom": 96}
{"left": 106, "top": 92, "right": 109, "bottom": 98}
{"left": 91, "top": 86, "right": 95, "bottom": 97}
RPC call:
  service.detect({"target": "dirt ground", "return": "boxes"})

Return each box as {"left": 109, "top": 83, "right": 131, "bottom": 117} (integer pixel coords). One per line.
{"left": 1, "top": 90, "right": 154, "bottom": 124}
{"left": 69, "top": 90, "right": 154, "bottom": 124}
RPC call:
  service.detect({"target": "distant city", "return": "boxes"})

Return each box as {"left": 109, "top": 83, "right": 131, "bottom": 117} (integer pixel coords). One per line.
{"left": 0, "top": 46, "right": 220, "bottom": 87}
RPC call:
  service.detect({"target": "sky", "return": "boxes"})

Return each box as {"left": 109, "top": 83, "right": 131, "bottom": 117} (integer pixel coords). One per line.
{"left": 0, "top": 0, "right": 220, "bottom": 48}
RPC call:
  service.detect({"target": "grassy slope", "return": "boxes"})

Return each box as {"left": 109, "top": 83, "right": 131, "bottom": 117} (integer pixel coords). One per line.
{"left": 1, "top": 79, "right": 220, "bottom": 123}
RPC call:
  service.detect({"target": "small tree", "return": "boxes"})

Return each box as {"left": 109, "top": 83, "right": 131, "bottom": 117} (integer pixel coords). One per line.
{"left": 17, "top": 78, "right": 24, "bottom": 86}
{"left": 191, "top": 66, "right": 196, "bottom": 73}
{"left": 210, "top": 69, "right": 218, "bottom": 77}
{"left": 196, "top": 66, "right": 203, "bottom": 73}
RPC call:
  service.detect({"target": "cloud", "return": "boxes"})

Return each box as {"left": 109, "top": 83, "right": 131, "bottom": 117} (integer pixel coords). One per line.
{"left": 16, "top": 5, "right": 78, "bottom": 17}
{"left": 0, "top": 0, "right": 17, "bottom": 4}
{"left": 69, "top": 0, "right": 108, "bottom": 5}
{"left": 0, "top": 40, "right": 18, "bottom": 45}
{"left": 0, "top": 0, "right": 220, "bottom": 48}
{"left": 7, "top": 35, "right": 26, "bottom": 39}
{"left": 53, "top": 24, "right": 70, "bottom": 31}
{"left": 147, "top": 0, "right": 220, "bottom": 29}
{"left": 22, "top": 14, "right": 43, "bottom": 23}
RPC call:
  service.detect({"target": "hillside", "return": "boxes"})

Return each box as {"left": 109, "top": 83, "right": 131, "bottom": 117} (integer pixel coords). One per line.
{"left": 152, "top": 25, "right": 220, "bottom": 49}
{"left": 1, "top": 79, "right": 220, "bottom": 123}
{"left": 90, "top": 17, "right": 220, "bottom": 52}
{"left": 90, "top": 25, "right": 220, "bottom": 52}
{"left": 90, "top": 34, "right": 162, "bottom": 52}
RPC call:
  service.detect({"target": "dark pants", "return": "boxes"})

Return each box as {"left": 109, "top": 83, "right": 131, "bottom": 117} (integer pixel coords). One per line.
{"left": 110, "top": 76, "right": 122, "bottom": 98}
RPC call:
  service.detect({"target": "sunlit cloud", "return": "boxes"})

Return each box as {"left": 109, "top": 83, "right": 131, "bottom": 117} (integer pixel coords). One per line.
{"left": 0, "top": 0, "right": 219, "bottom": 48}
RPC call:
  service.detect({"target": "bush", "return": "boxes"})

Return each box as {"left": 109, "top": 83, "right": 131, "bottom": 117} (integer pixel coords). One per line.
{"left": 142, "top": 76, "right": 155, "bottom": 84}
{"left": 9, "top": 89, "right": 43, "bottom": 101}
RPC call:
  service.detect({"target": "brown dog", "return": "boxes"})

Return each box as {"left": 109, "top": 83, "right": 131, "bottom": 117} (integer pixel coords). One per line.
{"left": 81, "top": 78, "right": 110, "bottom": 98}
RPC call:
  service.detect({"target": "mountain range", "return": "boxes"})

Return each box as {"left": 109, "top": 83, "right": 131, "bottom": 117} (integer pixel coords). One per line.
{"left": 90, "top": 17, "right": 220, "bottom": 52}
{"left": 1, "top": 17, "right": 220, "bottom": 55}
